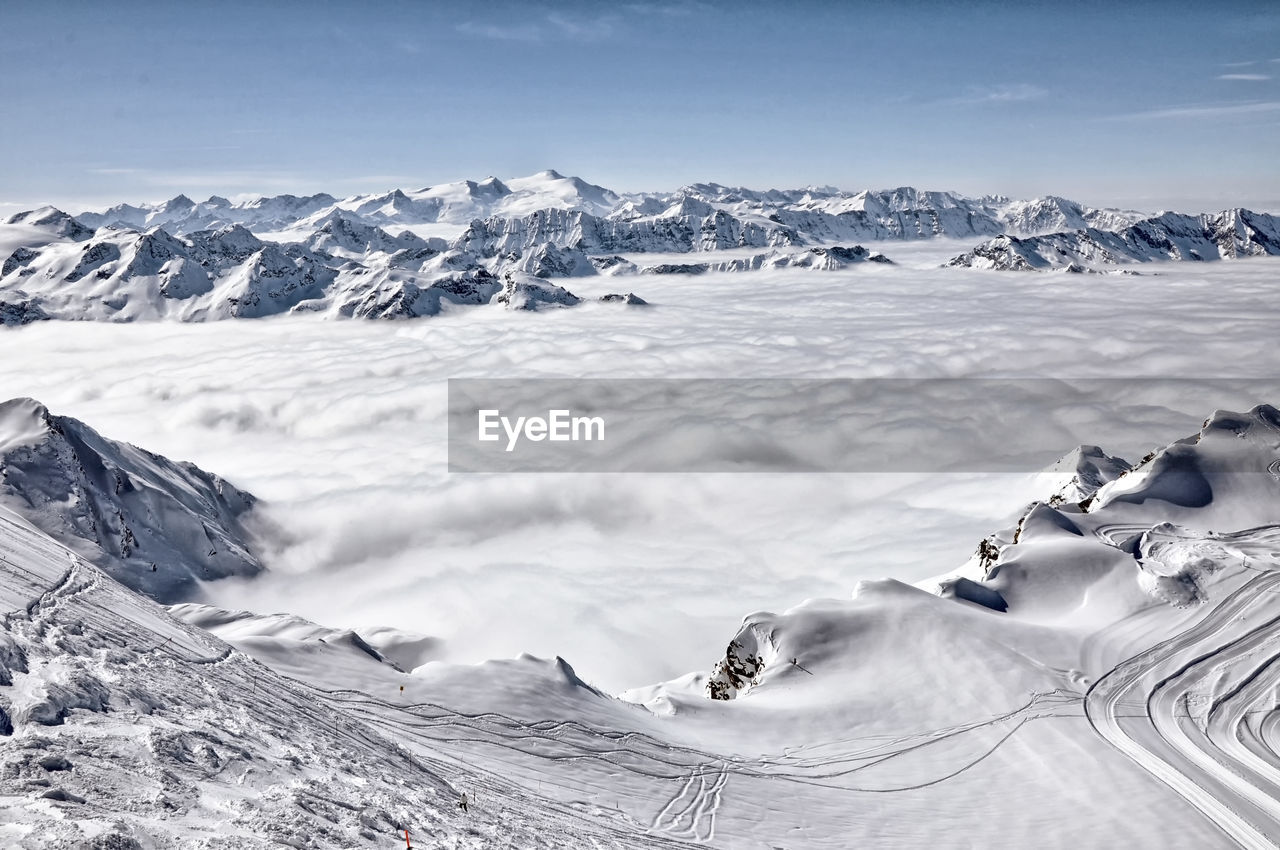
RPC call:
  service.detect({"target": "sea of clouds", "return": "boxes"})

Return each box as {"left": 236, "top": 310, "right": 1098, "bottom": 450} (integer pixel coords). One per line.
{"left": 1, "top": 253, "right": 1276, "bottom": 690}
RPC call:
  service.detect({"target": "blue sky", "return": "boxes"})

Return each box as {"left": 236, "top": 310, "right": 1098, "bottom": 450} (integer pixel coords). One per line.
{"left": 2, "top": 0, "right": 1278, "bottom": 212}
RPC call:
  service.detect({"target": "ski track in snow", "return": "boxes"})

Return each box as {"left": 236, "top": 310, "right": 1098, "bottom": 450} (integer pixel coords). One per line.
{"left": 0, "top": 509, "right": 705, "bottom": 848}
{"left": 262, "top": 521, "right": 1280, "bottom": 847}
{"left": 1091, "top": 522, "right": 1153, "bottom": 548}
{"left": 651, "top": 767, "right": 725, "bottom": 842}
{"left": 275, "top": 682, "right": 1087, "bottom": 846}
{"left": 1086, "top": 526, "right": 1280, "bottom": 849}
{"left": 0, "top": 529, "right": 1088, "bottom": 838}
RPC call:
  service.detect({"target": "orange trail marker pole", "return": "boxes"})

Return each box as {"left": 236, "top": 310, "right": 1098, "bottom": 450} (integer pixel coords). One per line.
{"left": 403, "top": 828, "right": 412, "bottom": 848}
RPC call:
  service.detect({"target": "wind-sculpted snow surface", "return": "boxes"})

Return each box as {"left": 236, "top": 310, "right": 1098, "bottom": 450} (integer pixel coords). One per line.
{"left": 640, "top": 405, "right": 1280, "bottom": 844}
{"left": 1085, "top": 524, "right": 1280, "bottom": 850}
{"left": 170, "top": 603, "right": 444, "bottom": 673}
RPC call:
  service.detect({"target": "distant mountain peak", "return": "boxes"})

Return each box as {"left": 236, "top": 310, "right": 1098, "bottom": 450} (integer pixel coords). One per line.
{"left": 161, "top": 193, "right": 196, "bottom": 210}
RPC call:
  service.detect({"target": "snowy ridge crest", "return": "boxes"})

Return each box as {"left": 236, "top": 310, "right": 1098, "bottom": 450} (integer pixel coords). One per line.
{"left": 0, "top": 397, "right": 262, "bottom": 601}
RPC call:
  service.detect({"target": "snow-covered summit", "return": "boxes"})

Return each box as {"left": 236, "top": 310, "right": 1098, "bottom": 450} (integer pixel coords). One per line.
{"left": 3, "top": 207, "right": 93, "bottom": 242}
{"left": 304, "top": 209, "right": 429, "bottom": 257}
{"left": 1046, "top": 444, "right": 1132, "bottom": 506}
{"left": 0, "top": 397, "right": 262, "bottom": 602}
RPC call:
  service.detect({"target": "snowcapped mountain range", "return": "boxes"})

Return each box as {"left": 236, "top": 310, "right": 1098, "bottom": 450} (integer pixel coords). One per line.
{"left": 947, "top": 208, "right": 1280, "bottom": 270}
{"left": 4, "top": 397, "right": 1280, "bottom": 846}
{"left": 3, "top": 170, "right": 1277, "bottom": 324}
{"left": 66, "top": 175, "right": 1137, "bottom": 241}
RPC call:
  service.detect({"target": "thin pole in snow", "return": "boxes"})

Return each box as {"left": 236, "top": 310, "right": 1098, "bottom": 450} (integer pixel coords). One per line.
{"left": 403, "top": 828, "right": 412, "bottom": 848}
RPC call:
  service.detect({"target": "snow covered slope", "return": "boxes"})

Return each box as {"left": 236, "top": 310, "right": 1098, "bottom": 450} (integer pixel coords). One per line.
{"left": 0, "top": 506, "right": 682, "bottom": 849}
{"left": 643, "top": 185, "right": 1143, "bottom": 243}
{"left": 3, "top": 207, "right": 93, "bottom": 243}
{"left": 4, "top": 392, "right": 1280, "bottom": 846}
{"left": 0, "top": 398, "right": 262, "bottom": 602}
{"left": 170, "top": 603, "right": 443, "bottom": 674}
{"left": 670, "top": 405, "right": 1280, "bottom": 846}
{"left": 452, "top": 206, "right": 800, "bottom": 257}
{"left": 107, "top": 404, "right": 1280, "bottom": 848}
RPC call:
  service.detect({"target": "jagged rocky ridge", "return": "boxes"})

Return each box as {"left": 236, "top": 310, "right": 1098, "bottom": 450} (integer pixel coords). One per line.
{"left": 0, "top": 216, "right": 645, "bottom": 323}
{"left": 639, "top": 245, "right": 891, "bottom": 276}
{"left": 946, "top": 209, "right": 1280, "bottom": 270}
{"left": 60, "top": 176, "right": 1143, "bottom": 242}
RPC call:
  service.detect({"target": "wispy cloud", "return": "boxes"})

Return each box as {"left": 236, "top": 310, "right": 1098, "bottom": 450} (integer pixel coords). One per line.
{"left": 1218, "top": 73, "right": 1272, "bottom": 81}
{"left": 623, "top": 1, "right": 711, "bottom": 16}
{"left": 327, "top": 174, "right": 425, "bottom": 189}
{"left": 949, "top": 84, "right": 1047, "bottom": 105}
{"left": 1115, "top": 100, "right": 1280, "bottom": 120}
{"left": 455, "top": 20, "right": 543, "bottom": 42}
{"left": 547, "top": 12, "right": 616, "bottom": 40}
{"left": 80, "top": 169, "right": 314, "bottom": 194}
{"left": 456, "top": 11, "right": 620, "bottom": 43}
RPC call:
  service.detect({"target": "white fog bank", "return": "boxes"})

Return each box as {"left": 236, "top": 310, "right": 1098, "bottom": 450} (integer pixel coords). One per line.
{"left": 1, "top": 259, "right": 1276, "bottom": 690}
